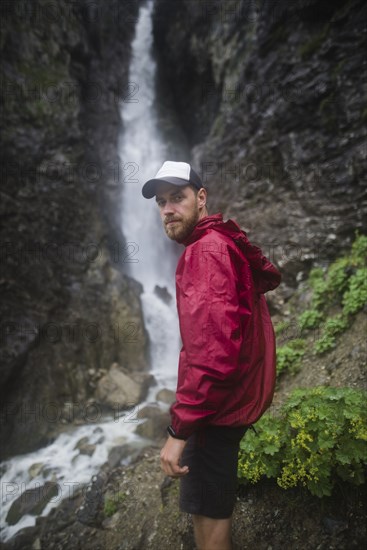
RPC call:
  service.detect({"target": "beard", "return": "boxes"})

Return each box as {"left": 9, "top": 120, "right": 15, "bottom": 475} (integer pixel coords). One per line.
{"left": 163, "top": 204, "right": 200, "bottom": 243}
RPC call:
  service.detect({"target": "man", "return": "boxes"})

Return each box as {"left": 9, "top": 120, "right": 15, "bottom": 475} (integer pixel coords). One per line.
{"left": 142, "top": 161, "right": 281, "bottom": 550}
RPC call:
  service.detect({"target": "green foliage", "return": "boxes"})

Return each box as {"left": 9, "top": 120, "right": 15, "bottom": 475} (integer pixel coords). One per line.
{"left": 295, "top": 231, "right": 367, "bottom": 355}
{"left": 309, "top": 232, "right": 366, "bottom": 309}
{"left": 238, "top": 414, "right": 286, "bottom": 483}
{"left": 342, "top": 268, "right": 367, "bottom": 315}
{"left": 314, "top": 313, "right": 349, "bottom": 353}
{"left": 308, "top": 267, "right": 325, "bottom": 286}
{"left": 276, "top": 339, "right": 306, "bottom": 376}
{"left": 276, "top": 233, "right": 366, "bottom": 373}
{"left": 311, "top": 285, "right": 329, "bottom": 312}
{"left": 313, "top": 332, "right": 336, "bottom": 354}
{"left": 309, "top": 257, "right": 351, "bottom": 310}
{"left": 238, "top": 387, "right": 367, "bottom": 497}
{"left": 326, "top": 258, "right": 351, "bottom": 297}
{"left": 274, "top": 320, "right": 290, "bottom": 336}
{"left": 351, "top": 232, "right": 367, "bottom": 260}
{"left": 298, "top": 309, "right": 323, "bottom": 330}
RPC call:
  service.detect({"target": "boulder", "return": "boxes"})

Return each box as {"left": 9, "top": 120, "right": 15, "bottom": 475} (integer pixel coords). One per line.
{"left": 96, "top": 364, "right": 142, "bottom": 409}
{"left": 107, "top": 445, "right": 131, "bottom": 469}
{"left": 137, "top": 404, "right": 162, "bottom": 419}
{"left": 107, "top": 444, "right": 143, "bottom": 469}
{"left": 74, "top": 437, "right": 96, "bottom": 457}
{"left": 154, "top": 285, "right": 173, "bottom": 304}
{"left": 6, "top": 482, "right": 59, "bottom": 526}
{"left": 135, "top": 411, "right": 170, "bottom": 442}
{"left": 156, "top": 388, "right": 175, "bottom": 405}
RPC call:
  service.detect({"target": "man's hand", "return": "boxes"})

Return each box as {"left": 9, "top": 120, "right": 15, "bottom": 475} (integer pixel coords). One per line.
{"left": 160, "top": 435, "right": 189, "bottom": 478}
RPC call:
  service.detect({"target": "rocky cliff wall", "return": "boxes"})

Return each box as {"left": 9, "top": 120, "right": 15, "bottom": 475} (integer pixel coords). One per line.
{"left": 0, "top": 0, "right": 149, "bottom": 459}
{"left": 153, "top": 0, "right": 367, "bottom": 292}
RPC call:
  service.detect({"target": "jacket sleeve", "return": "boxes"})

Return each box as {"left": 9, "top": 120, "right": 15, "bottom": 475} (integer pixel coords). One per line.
{"left": 170, "top": 240, "right": 254, "bottom": 439}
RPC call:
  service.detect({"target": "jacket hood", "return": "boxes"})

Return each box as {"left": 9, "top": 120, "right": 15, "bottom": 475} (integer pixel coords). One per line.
{"left": 183, "top": 213, "right": 281, "bottom": 294}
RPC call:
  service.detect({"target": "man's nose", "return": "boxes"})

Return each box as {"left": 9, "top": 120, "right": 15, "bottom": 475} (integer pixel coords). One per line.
{"left": 162, "top": 201, "right": 175, "bottom": 215}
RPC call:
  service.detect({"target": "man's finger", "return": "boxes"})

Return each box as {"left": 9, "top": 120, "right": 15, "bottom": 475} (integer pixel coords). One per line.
{"left": 160, "top": 458, "right": 189, "bottom": 477}
{"left": 171, "top": 464, "right": 189, "bottom": 476}
{"left": 162, "top": 461, "right": 189, "bottom": 477}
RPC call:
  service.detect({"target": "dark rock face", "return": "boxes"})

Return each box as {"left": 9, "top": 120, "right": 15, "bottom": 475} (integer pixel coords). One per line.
{"left": 153, "top": 0, "right": 367, "bottom": 288}
{"left": 0, "top": 0, "right": 149, "bottom": 459}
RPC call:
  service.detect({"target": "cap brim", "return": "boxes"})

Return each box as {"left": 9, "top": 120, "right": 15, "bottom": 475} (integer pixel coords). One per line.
{"left": 141, "top": 177, "right": 191, "bottom": 198}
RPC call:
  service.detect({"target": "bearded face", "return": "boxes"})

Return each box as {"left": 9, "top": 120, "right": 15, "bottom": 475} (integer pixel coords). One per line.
{"left": 163, "top": 201, "right": 200, "bottom": 243}
{"left": 155, "top": 183, "right": 206, "bottom": 244}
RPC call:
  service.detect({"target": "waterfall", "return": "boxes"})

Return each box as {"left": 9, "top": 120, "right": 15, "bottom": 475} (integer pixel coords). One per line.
{"left": 0, "top": 0, "right": 183, "bottom": 541}
{"left": 118, "top": 0, "right": 182, "bottom": 392}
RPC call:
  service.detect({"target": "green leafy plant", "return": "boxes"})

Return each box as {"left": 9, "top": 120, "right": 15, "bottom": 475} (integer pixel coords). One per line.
{"left": 238, "top": 386, "right": 367, "bottom": 497}
{"left": 313, "top": 333, "right": 336, "bottom": 354}
{"left": 237, "top": 414, "right": 286, "bottom": 484}
{"left": 350, "top": 231, "right": 367, "bottom": 261}
{"left": 312, "top": 232, "right": 365, "bottom": 305}
{"left": 293, "top": 231, "right": 367, "bottom": 355}
{"left": 314, "top": 313, "right": 349, "bottom": 353}
{"left": 298, "top": 309, "right": 324, "bottom": 330}
{"left": 274, "top": 320, "right": 290, "bottom": 337}
{"left": 276, "top": 338, "right": 306, "bottom": 376}
{"left": 342, "top": 268, "right": 367, "bottom": 315}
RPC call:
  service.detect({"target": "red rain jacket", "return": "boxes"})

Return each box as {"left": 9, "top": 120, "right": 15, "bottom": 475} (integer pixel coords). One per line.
{"left": 170, "top": 213, "right": 281, "bottom": 439}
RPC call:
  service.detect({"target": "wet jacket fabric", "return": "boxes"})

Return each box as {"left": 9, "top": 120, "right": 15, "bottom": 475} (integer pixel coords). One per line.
{"left": 170, "top": 213, "right": 282, "bottom": 439}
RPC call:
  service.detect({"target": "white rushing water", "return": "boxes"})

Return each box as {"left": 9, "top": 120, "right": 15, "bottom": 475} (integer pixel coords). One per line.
{"left": 118, "top": 0, "right": 181, "bottom": 392}
{"left": 0, "top": 420, "right": 146, "bottom": 541}
{"left": 0, "top": 0, "right": 182, "bottom": 541}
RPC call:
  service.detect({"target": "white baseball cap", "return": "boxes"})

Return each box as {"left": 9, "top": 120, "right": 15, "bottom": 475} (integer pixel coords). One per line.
{"left": 142, "top": 161, "right": 204, "bottom": 198}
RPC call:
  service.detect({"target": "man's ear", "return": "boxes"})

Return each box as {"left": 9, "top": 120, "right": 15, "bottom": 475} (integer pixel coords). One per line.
{"left": 198, "top": 188, "right": 207, "bottom": 208}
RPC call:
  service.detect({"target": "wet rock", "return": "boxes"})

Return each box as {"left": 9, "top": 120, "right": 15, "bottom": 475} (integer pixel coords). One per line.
{"left": 107, "top": 445, "right": 131, "bottom": 469}
{"left": 75, "top": 471, "right": 108, "bottom": 528}
{"left": 135, "top": 411, "right": 170, "bottom": 441}
{"left": 0, "top": 526, "right": 41, "bottom": 550}
{"left": 73, "top": 437, "right": 96, "bottom": 457}
{"left": 6, "top": 482, "right": 59, "bottom": 526}
{"left": 137, "top": 404, "right": 162, "bottom": 419}
{"left": 154, "top": 285, "right": 173, "bottom": 304}
{"left": 96, "top": 364, "right": 142, "bottom": 409}
{"left": 156, "top": 388, "right": 175, "bottom": 405}
{"left": 102, "top": 511, "right": 122, "bottom": 530}
{"left": 128, "top": 371, "right": 156, "bottom": 400}
{"left": 28, "top": 463, "right": 44, "bottom": 480}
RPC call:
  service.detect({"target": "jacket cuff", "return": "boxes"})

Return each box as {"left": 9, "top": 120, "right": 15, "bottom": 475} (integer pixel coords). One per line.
{"left": 167, "top": 425, "right": 188, "bottom": 440}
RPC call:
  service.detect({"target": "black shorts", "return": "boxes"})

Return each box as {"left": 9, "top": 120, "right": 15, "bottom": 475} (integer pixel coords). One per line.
{"left": 179, "top": 424, "right": 248, "bottom": 519}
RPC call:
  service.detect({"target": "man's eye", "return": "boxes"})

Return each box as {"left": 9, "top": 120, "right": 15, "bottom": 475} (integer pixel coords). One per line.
{"left": 174, "top": 195, "right": 182, "bottom": 201}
